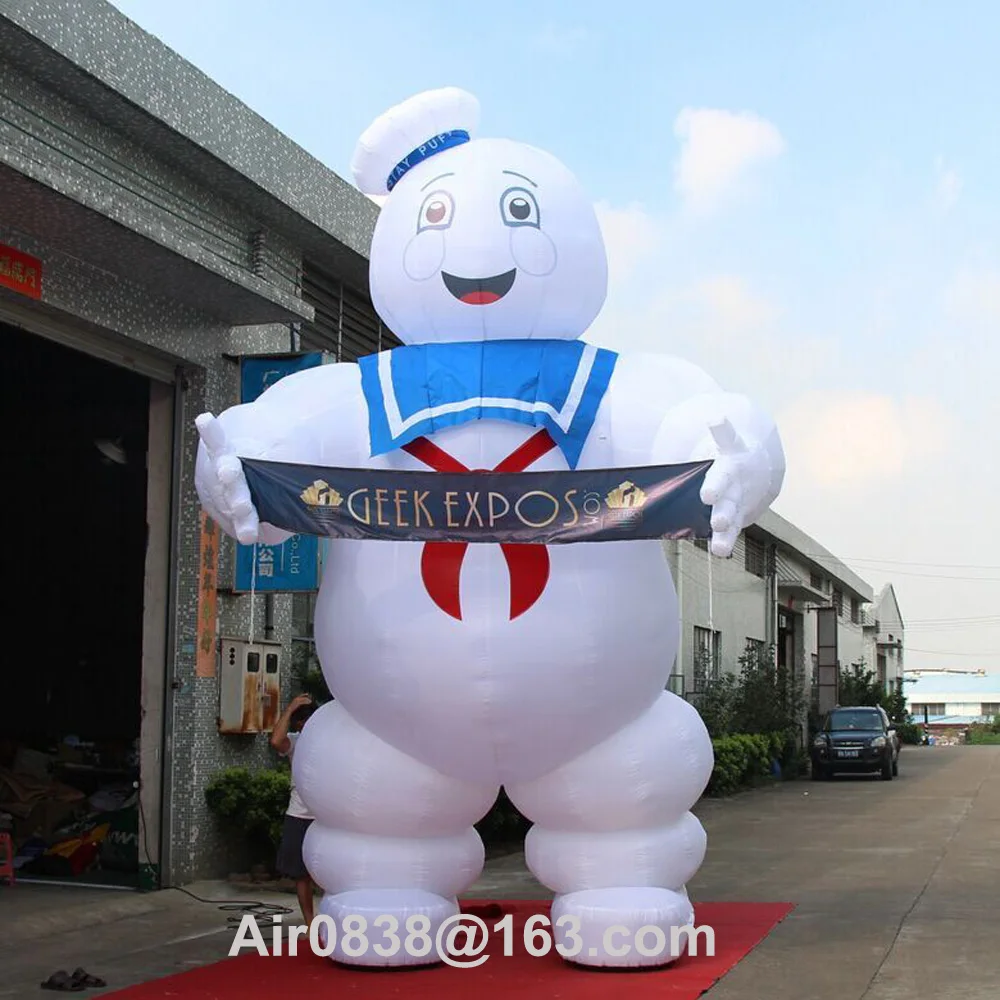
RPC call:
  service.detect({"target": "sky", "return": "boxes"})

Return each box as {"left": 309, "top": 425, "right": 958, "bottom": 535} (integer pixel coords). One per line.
{"left": 109, "top": 0, "right": 1000, "bottom": 673}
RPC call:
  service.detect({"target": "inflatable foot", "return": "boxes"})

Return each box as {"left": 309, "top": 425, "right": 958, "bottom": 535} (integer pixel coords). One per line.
{"left": 551, "top": 886, "right": 696, "bottom": 968}
{"left": 314, "top": 888, "right": 458, "bottom": 967}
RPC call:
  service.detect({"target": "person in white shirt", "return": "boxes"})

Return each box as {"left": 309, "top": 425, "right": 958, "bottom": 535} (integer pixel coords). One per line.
{"left": 271, "top": 693, "right": 317, "bottom": 926}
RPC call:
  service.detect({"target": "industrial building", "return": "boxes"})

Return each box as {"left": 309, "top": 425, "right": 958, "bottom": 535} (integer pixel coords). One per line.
{"left": 0, "top": 0, "right": 396, "bottom": 888}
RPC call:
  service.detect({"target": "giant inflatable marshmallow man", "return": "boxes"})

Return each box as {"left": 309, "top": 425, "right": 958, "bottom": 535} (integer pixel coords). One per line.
{"left": 195, "top": 88, "right": 785, "bottom": 968}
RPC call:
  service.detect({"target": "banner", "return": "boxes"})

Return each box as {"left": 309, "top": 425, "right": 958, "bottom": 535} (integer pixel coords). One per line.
{"left": 234, "top": 354, "right": 323, "bottom": 592}
{"left": 241, "top": 458, "right": 715, "bottom": 544}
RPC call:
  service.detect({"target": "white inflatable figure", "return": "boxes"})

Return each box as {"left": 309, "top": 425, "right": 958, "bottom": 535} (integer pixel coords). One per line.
{"left": 194, "top": 87, "right": 785, "bottom": 968}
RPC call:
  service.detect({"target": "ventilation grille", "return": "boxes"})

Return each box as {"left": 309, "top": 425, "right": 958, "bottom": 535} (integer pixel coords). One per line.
{"left": 298, "top": 262, "right": 401, "bottom": 360}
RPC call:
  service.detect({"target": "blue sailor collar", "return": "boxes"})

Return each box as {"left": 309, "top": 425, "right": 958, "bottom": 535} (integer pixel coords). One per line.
{"left": 357, "top": 339, "right": 618, "bottom": 469}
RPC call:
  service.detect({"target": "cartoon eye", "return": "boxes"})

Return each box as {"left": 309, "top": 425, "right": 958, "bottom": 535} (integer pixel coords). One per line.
{"left": 417, "top": 190, "right": 454, "bottom": 232}
{"left": 500, "top": 187, "right": 540, "bottom": 228}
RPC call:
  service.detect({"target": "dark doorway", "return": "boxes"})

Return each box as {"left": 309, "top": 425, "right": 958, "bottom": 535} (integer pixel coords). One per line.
{"left": 1, "top": 321, "right": 149, "bottom": 886}
{"left": 777, "top": 608, "right": 795, "bottom": 672}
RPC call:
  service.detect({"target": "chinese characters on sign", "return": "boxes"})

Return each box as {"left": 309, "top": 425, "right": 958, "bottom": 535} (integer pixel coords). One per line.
{"left": 232, "top": 354, "right": 323, "bottom": 592}
{"left": 196, "top": 511, "right": 220, "bottom": 678}
{"left": 236, "top": 533, "right": 314, "bottom": 590}
{"left": 0, "top": 243, "right": 43, "bottom": 301}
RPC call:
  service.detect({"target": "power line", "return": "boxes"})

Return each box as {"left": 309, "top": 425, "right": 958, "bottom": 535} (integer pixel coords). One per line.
{"left": 907, "top": 615, "right": 1000, "bottom": 624}
{"left": 787, "top": 550, "right": 1000, "bottom": 581}
{"left": 847, "top": 568, "right": 1000, "bottom": 583}
{"left": 904, "top": 647, "right": 1000, "bottom": 657}
{"left": 834, "top": 557, "right": 1000, "bottom": 571}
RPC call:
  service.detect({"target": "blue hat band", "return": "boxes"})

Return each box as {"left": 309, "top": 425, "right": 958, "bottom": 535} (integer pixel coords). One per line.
{"left": 386, "top": 129, "right": 470, "bottom": 192}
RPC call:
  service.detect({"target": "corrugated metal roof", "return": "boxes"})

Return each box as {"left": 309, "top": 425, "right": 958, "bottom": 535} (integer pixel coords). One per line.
{"left": 923, "top": 715, "right": 991, "bottom": 726}
{"left": 907, "top": 675, "right": 1000, "bottom": 695}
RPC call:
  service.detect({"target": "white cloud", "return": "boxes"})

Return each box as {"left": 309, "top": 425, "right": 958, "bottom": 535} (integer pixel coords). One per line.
{"left": 687, "top": 274, "right": 781, "bottom": 330}
{"left": 775, "top": 391, "right": 955, "bottom": 491}
{"left": 944, "top": 267, "right": 1000, "bottom": 325}
{"left": 594, "top": 200, "right": 659, "bottom": 290}
{"left": 933, "top": 157, "right": 962, "bottom": 212}
{"left": 589, "top": 265, "right": 838, "bottom": 410}
{"left": 673, "top": 108, "right": 785, "bottom": 212}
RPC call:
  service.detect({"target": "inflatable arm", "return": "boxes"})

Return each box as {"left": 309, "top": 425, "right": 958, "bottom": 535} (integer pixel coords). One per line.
{"left": 607, "top": 352, "right": 784, "bottom": 557}
{"left": 652, "top": 387, "right": 785, "bottom": 557}
{"left": 194, "top": 362, "right": 365, "bottom": 545}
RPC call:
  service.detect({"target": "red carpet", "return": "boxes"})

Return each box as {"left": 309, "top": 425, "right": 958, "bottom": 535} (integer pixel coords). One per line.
{"left": 105, "top": 900, "right": 794, "bottom": 999}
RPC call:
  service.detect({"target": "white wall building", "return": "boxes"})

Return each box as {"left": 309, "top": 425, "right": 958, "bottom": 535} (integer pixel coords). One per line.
{"left": 872, "top": 584, "right": 905, "bottom": 691}
{"left": 904, "top": 675, "right": 1000, "bottom": 725}
{"left": 662, "top": 511, "right": 903, "bottom": 712}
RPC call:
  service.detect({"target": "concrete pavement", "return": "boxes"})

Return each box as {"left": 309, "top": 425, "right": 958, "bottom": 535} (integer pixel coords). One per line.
{"left": 0, "top": 744, "right": 996, "bottom": 998}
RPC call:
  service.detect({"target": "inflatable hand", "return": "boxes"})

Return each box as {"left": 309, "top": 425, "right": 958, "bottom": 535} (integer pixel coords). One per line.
{"left": 195, "top": 412, "right": 260, "bottom": 545}
{"left": 700, "top": 417, "right": 772, "bottom": 558}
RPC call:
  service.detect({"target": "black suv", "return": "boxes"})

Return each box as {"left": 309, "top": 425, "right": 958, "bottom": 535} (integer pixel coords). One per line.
{"left": 811, "top": 705, "right": 899, "bottom": 781}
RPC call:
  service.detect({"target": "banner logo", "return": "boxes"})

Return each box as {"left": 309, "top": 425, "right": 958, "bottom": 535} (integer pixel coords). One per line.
{"left": 300, "top": 481, "right": 344, "bottom": 508}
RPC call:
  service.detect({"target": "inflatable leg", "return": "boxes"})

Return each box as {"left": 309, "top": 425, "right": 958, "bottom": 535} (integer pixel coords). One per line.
{"left": 507, "top": 691, "right": 714, "bottom": 968}
{"left": 293, "top": 701, "right": 498, "bottom": 966}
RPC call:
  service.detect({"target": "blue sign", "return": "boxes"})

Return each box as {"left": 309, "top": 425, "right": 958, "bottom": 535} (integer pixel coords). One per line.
{"left": 234, "top": 531, "right": 319, "bottom": 593}
{"left": 240, "top": 353, "right": 323, "bottom": 403}
{"left": 234, "top": 353, "right": 323, "bottom": 593}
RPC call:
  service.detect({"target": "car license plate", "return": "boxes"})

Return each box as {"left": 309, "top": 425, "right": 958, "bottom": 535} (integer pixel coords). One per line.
{"left": 837, "top": 750, "right": 859, "bottom": 758}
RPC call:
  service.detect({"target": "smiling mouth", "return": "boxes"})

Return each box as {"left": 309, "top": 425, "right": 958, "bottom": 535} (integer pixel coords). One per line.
{"left": 441, "top": 269, "right": 517, "bottom": 305}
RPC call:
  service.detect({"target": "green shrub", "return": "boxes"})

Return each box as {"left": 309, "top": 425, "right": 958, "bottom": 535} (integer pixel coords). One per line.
{"left": 896, "top": 722, "right": 923, "bottom": 745}
{"left": 966, "top": 719, "right": 1000, "bottom": 745}
{"left": 706, "top": 731, "right": 787, "bottom": 797}
{"left": 205, "top": 765, "right": 291, "bottom": 866}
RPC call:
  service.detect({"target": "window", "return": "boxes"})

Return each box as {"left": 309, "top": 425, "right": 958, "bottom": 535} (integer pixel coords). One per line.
{"left": 692, "top": 626, "right": 721, "bottom": 692}
{"left": 826, "top": 708, "right": 882, "bottom": 731}
{"left": 744, "top": 536, "right": 766, "bottom": 577}
{"left": 745, "top": 637, "right": 766, "bottom": 663}
{"left": 982, "top": 703, "right": 1000, "bottom": 717}
{"left": 810, "top": 570, "right": 824, "bottom": 591}
{"left": 911, "top": 703, "right": 946, "bottom": 717}
{"left": 850, "top": 597, "right": 861, "bottom": 624}
{"left": 832, "top": 589, "right": 844, "bottom": 617}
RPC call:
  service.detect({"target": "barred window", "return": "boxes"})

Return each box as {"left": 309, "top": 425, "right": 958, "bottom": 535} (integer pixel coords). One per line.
{"left": 744, "top": 536, "right": 766, "bottom": 577}
{"left": 693, "top": 626, "right": 721, "bottom": 692}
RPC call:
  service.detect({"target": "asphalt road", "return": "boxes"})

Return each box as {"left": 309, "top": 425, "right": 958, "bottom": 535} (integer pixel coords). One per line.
{"left": 1, "top": 744, "right": 996, "bottom": 998}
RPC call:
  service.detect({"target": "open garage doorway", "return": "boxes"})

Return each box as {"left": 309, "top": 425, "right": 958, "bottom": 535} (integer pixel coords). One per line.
{"left": 1, "top": 320, "right": 170, "bottom": 889}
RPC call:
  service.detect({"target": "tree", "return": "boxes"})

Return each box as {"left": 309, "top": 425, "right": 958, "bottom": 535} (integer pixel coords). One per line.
{"left": 694, "top": 642, "right": 806, "bottom": 740}
{"left": 838, "top": 659, "right": 912, "bottom": 722}
{"left": 837, "top": 660, "right": 883, "bottom": 708}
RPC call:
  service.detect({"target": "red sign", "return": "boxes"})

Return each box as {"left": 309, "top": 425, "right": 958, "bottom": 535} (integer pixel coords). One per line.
{"left": 0, "top": 243, "right": 42, "bottom": 300}
{"left": 196, "top": 512, "right": 220, "bottom": 678}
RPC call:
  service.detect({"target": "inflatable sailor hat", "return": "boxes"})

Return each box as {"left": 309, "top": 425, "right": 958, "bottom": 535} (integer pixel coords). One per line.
{"left": 351, "top": 87, "right": 480, "bottom": 197}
